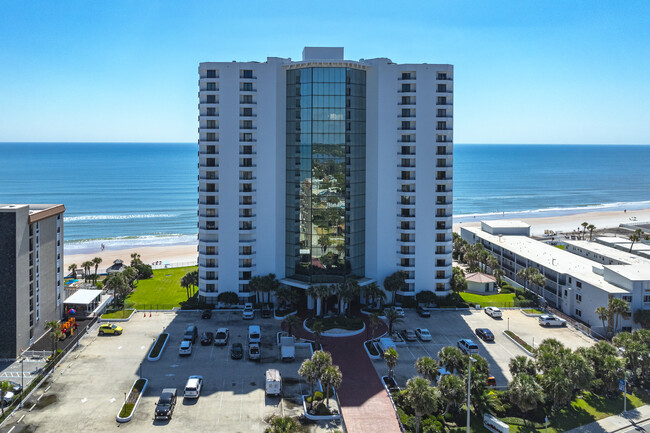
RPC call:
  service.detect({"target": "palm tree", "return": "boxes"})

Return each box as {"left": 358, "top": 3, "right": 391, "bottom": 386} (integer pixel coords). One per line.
{"left": 264, "top": 415, "right": 302, "bottom": 433}
{"left": 587, "top": 224, "right": 596, "bottom": 241}
{"left": 438, "top": 373, "right": 465, "bottom": 415}
{"left": 67, "top": 263, "right": 78, "bottom": 279}
{"left": 311, "top": 350, "right": 332, "bottom": 381}
{"left": 311, "top": 321, "right": 325, "bottom": 349}
{"left": 181, "top": 274, "right": 191, "bottom": 300}
{"left": 493, "top": 268, "right": 505, "bottom": 287}
{"left": 384, "top": 348, "right": 399, "bottom": 379}
{"left": 628, "top": 228, "right": 646, "bottom": 252}
{"left": 472, "top": 389, "right": 504, "bottom": 417}
{"left": 415, "top": 356, "right": 439, "bottom": 383}
{"left": 541, "top": 366, "right": 573, "bottom": 411}
{"left": 0, "top": 381, "right": 12, "bottom": 416}
{"left": 248, "top": 275, "right": 264, "bottom": 304}
{"left": 385, "top": 308, "right": 403, "bottom": 335}
{"left": 130, "top": 252, "right": 142, "bottom": 267}
{"left": 595, "top": 306, "right": 610, "bottom": 338}
{"left": 362, "top": 282, "right": 383, "bottom": 308}
{"left": 298, "top": 360, "right": 318, "bottom": 409}
{"left": 438, "top": 346, "right": 465, "bottom": 374}
{"left": 307, "top": 285, "right": 331, "bottom": 316}
{"left": 320, "top": 365, "right": 342, "bottom": 406}
{"left": 517, "top": 266, "right": 545, "bottom": 292}
{"left": 403, "top": 377, "right": 440, "bottom": 433}
{"left": 262, "top": 273, "right": 280, "bottom": 304}
{"left": 581, "top": 222, "right": 589, "bottom": 240}
{"left": 44, "top": 320, "right": 61, "bottom": 354}
{"left": 92, "top": 257, "right": 102, "bottom": 283}
{"left": 509, "top": 355, "right": 537, "bottom": 377}
{"left": 368, "top": 312, "right": 381, "bottom": 340}
{"left": 383, "top": 271, "right": 407, "bottom": 306}
{"left": 342, "top": 279, "right": 360, "bottom": 315}
{"left": 285, "top": 315, "right": 301, "bottom": 337}
{"left": 565, "top": 352, "right": 594, "bottom": 390}
{"left": 82, "top": 260, "right": 94, "bottom": 282}
{"left": 509, "top": 373, "right": 543, "bottom": 416}
{"left": 608, "top": 297, "right": 632, "bottom": 334}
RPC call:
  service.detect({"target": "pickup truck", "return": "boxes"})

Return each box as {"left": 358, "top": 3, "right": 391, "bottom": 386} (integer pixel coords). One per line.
{"left": 538, "top": 315, "right": 567, "bottom": 327}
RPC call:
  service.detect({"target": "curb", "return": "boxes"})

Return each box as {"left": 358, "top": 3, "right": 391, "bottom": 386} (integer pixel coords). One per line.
{"left": 303, "top": 319, "right": 366, "bottom": 338}
{"left": 100, "top": 309, "right": 136, "bottom": 322}
{"left": 147, "top": 333, "right": 169, "bottom": 361}
{"left": 274, "top": 310, "right": 298, "bottom": 321}
{"left": 502, "top": 330, "right": 534, "bottom": 357}
{"left": 363, "top": 340, "right": 382, "bottom": 360}
{"left": 301, "top": 395, "right": 342, "bottom": 421}
{"left": 116, "top": 378, "right": 148, "bottom": 423}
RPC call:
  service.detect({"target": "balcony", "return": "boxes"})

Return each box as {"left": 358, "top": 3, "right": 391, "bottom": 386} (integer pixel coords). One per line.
{"left": 198, "top": 151, "right": 218, "bottom": 157}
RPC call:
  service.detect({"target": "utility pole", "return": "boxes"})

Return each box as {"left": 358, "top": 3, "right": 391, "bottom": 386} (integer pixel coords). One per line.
{"left": 466, "top": 356, "right": 475, "bottom": 433}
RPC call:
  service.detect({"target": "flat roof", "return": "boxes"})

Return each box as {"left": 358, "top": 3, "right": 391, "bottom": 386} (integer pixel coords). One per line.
{"left": 64, "top": 289, "right": 102, "bottom": 305}
{"left": 463, "top": 227, "right": 629, "bottom": 294}
{"left": 605, "top": 265, "right": 650, "bottom": 281}
{"left": 482, "top": 220, "right": 531, "bottom": 229}
{"left": 563, "top": 239, "right": 650, "bottom": 266}
{"left": 595, "top": 237, "right": 650, "bottom": 253}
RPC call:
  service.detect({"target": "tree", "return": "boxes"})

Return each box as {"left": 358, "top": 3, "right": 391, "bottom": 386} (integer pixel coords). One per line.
{"left": 317, "top": 235, "right": 331, "bottom": 254}
{"left": 587, "top": 224, "right": 596, "bottom": 241}
{"left": 403, "top": 377, "right": 440, "bottom": 433}
{"left": 311, "top": 350, "right": 332, "bottom": 381}
{"left": 384, "top": 271, "right": 407, "bottom": 306}
{"left": 321, "top": 365, "right": 342, "bottom": 406}
{"left": 509, "top": 355, "right": 536, "bottom": 377}
{"left": 517, "top": 266, "right": 545, "bottom": 292}
{"left": 385, "top": 308, "right": 403, "bottom": 335}
{"left": 130, "top": 252, "right": 142, "bottom": 267}
{"left": 104, "top": 272, "right": 130, "bottom": 306}
{"left": 285, "top": 315, "right": 301, "bottom": 337}
{"left": 0, "top": 381, "right": 12, "bottom": 416}
{"left": 596, "top": 306, "right": 610, "bottom": 339}
{"left": 264, "top": 415, "right": 303, "bottom": 433}
{"left": 341, "top": 279, "right": 360, "bottom": 316}
{"left": 181, "top": 274, "right": 191, "bottom": 300}
{"left": 82, "top": 260, "right": 94, "bottom": 282}
{"left": 363, "top": 282, "right": 385, "bottom": 308}
{"left": 534, "top": 338, "right": 570, "bottom": 374}
{"left": 492, "top": 268, "right": 505, "bottom": 287}
{"left": 307, "top": 285, "right": 331, "bottom": 316}
{"left": 608, "top": 297, "right": 632, "bottom": 335}
{"left": 384, "top": 348, "right": 399, "bottom": 379}
{"left": 298, "top": 360, "right": 318, "bottom": 409}
{"left": 368, "top": 312, "right": 381, "bottom": 340}
{"left": 541, "top": 366, "right": 573, "bottom": 410}
{"left": 628, "top": 228, "right": 647, "bottom": 252}
{"left": 262, "top": 273, "right": 280, "bottom": 304}
{"left": 462, "top": 354, "right": 489, "bottom": 397}
{"left": 438, "top": 374, "right": 464, "bottom": 415}
{"left": 450, "top": 267, "right": 467, "bottom": 293}
{"left": 92, "top": 257, "right": 102, "bottom": 283}
{"left": 415, "top": 356, "right": 439, "bottom": 383}
{"left": 311, "top": 321, "right": 325, "bottom": 349}
{"left": 437, "top": 346, "right": 464, "bottom": 374}
{"left": 613, "top": 331, "right": 649, "bottom": 382}
{"left": 45, "top": 320, "right": 61, "bottom": 354}
{"left": 509, "top": 374, "right": 543, "bottom": 415}
{"left": 565, "top": 352, "right": 594, "bottom": 390}
{"left": 581, "top": 222, "right": 589, "bottom": 240}
{"left": 67, "top": 263, "right": 78, "bottom": 279}
{"left": 249, "top": 275, "right": 264, "bottom": 304}
{"left": 472, "top": 389, "right": 504, "bottom": 417}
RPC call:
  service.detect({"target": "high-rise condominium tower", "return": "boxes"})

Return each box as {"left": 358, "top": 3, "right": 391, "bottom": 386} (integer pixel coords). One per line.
{"left": 197, "top": 47, "right": 453, "bottom": 307}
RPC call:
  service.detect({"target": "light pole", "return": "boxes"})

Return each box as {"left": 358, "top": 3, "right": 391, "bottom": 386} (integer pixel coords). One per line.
{"left": 19, "top": 357, "right": 24, "bottom": 408}
{"left": 466, "top": 356, "right": 475, "bottom": 433}
{"left": 545, "top": 415, "right": 548, "bottom": 433}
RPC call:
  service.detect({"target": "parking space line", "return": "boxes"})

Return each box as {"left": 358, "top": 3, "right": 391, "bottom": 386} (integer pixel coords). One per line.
{"left": 8, "top": 426, "right": 15, "bottom": 433}
{"left": 404, "top": 345, "right": 416, "bottom": 359}
{"left": 239, "top": 378, "right": 244, "bottom": 421}
{"left": 217, "top": 377, "right": 225, "bottom": 424}
{"left": 417, "top": 341, "right": 431, "bottom": 358}
{"left": 18, "top": 415, "right": 25, "bottom": 423}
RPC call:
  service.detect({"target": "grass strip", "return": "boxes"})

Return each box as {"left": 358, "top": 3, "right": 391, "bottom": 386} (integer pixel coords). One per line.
{"left": 505, "top": 330, "right": 534, "bottom": 352}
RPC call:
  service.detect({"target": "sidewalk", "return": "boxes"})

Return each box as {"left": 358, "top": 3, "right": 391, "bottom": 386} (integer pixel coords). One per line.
{"left": 567, "top": 405, "right": 650, "bottom": 433}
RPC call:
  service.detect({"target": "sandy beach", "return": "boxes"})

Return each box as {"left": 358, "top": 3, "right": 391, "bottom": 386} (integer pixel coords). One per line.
{"left": 65, "top": 244, "right": 198, "bottom": 273}
{"left": 63, "top": 207, "right": 650, "bottom": 274}
{"left": 454, "top": 207, "right": 650, "bottom": 236}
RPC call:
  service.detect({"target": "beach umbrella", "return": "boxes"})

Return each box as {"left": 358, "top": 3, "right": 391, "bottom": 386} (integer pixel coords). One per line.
{"left": 68, "top": 308, "right": 76, "bottom": 315}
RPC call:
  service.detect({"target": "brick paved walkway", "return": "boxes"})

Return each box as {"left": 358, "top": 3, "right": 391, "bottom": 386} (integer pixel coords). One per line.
{"left": 289, "top": 314, "right": 402, "bottom": 433}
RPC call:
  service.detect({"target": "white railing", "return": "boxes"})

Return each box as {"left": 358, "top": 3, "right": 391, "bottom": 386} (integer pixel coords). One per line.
{"left": 150, "top": 260, "right": 198, "bottom": 269}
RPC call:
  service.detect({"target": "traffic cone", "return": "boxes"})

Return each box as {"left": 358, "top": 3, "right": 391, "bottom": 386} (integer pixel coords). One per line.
{"left": 149, "top": 312, "right": 152, "bottom": 317}
{"left": 144, "top": 312, "right": 146, "bottom": 318}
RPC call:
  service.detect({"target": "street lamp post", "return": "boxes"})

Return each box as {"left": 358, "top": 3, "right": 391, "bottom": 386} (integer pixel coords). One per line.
{"left": 466, "top": 356, "right": 475, "bottom": 433}
{"left": 19, "top": 357, "right": 24, "bottom": 408}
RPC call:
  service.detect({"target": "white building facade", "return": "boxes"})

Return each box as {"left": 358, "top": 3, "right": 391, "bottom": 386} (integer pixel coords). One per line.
{"left": 197, "top": 47, "right": 453, "bottom": 305}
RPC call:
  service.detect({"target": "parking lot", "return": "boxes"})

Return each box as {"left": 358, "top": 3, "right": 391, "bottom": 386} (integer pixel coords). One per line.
{"left": 371, "top": 308, "right": 595, "bottom": 387}
{"left": 1, "top": 311, "right": 339, "bottom": 433}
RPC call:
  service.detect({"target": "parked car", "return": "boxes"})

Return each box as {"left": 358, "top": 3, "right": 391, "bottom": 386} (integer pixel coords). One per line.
{"left": 248, "top": 325, "right": 261, "bottom": 344}
{"left": 179, "top": 340, "right": 192, "bottom": 356}
{"left": 415, "top": 328, "right": 432, "bottom": 341}
{"left": 214, "top": 328, "right": 230, "bottom": 346}
{"left": 486, "top": 376, "right": 497, "bottom": 387}
{"left": 416, "top": 306, "right": 431, "bottom": 317}
{"left": 98, "top": 323, "right": 123, "bottom": 336}
{"left": 1, "top": 392, "right": 15, "bottom": 407}
{"left": 457, "top": 338, "right": 479, "bottom": 355}
{"left": 231, "top": 343, "right": 244, "bottom": 359}
{"left": 183, "top": 375, "right": 203, "bottom": 399}
{"left": 475, "top": 328, "right": 495, "bottom": 342}
{"left": 538, "top": 315, "right": 567, "bottom": 327}
{"left": 183, "top": 325, "right": 198, "bottom": 343}
{"left": 155, "top": 388, "right": 177, "bottom": 420}
{"left": 401, "top": 329, "right": 417, "bottom": 342}
{"left": 484, "top": 307, "right": 502, "bottom": 318}
{"left": 249, "top": 342, "right": 261, "bottom": 361}
{"left": 261, "top": 305, "right": 272, "bottom": 318}
{"left": 6, "top": 381, "right": 22, "bottom": 394}
{"left": 243, "top": 303, "right": 254, "bottom": 320}
{"left": 201, "top": 309, "right": 212, "bottom": 319}
{"left": 265, "top": 369, "right": 282, "bottom": 396}
{"left": 394, "top": 307, "right": 405, "bottom": 317}
{"left": 200, "top": 331, "right": 214, "bottom": 346}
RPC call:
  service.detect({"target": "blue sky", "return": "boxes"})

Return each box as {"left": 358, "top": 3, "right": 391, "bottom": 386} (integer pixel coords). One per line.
{"left": 0, "top": 1, "right": 648, "bottom": 144}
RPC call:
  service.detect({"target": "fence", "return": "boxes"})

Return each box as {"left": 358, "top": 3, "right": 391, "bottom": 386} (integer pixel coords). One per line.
{"left": 547, "top": 306, "right": 597, "bottom": 339}
{"left": 21, "top": 350, "right": 52, "bottom": 360}
{"left": 151, "top": 261, "right": 197, "bottom": 270}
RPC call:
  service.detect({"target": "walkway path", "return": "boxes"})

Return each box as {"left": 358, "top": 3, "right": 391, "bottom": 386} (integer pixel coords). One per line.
{"left": 567, "top": 405, "right": 650, "bottom": 433}
{"left": 289, "top": 314, "right": 402, "bottom": 433}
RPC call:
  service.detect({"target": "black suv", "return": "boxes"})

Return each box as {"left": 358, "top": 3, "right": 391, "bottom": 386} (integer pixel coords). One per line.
{"left": 155, "top": 388, "right": 177, "bottom": 420}
{"left": 261, "top": 305, "right": 272, "bottom": 318}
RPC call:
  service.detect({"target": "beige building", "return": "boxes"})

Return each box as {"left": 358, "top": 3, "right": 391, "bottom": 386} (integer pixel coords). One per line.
{"left": 465, "top": 272, "right": 497, "bottom": 294}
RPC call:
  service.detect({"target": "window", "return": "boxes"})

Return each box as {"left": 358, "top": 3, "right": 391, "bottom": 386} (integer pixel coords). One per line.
{"left": 622, "top": 295, "right": 632, "bottom": 303}
{"left": 401, "top": 83, "right": 412, "bottom": 92}
{"left": 206, "top": 107, "right": 216, "bottom": 116}
{"left": 575, "top": 309, "right": 582, "bottom": 317}
{"left": 206, "top": 95, "right": 216, "bottom": 103}
{"left": 576, "top": 281, "right": 582, "bottom": 288}
{"left": 576, "top": 294, "right": 582, "bottom": 303}
{"left": 437, "top": 84, "right": 447, "bottom": 92}
{"left": 241, "top": 94, "right": 253, "bottom": 104}
{"left": 644, "top": 295, "right": 650, "bottom": 303}
{"left": 241, "top": 69, "right": 253, "bottom": 78}
{"left": 206, "top": 82, "right": 217, "bottom": 91}
{"left": 241, "top": 82, "right": 253, "bottom": 91}
{"left": 206, "top": 69, "right": 217, "bottom": 78}
{"left": 242, "top": 107, "right": 253, "bottom": 116}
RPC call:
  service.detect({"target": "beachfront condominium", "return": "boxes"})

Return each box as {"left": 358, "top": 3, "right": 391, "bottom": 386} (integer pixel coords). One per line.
{"left": 0, "top": 204, "right": 65, "bottom": 359}
{"left": 197, "top": 47, "right": 453, "bottom": 306}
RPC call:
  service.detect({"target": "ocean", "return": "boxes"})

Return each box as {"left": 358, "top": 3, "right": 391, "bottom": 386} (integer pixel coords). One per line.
{"left": 1, "top": 143, "right": 649, "bottom": 252}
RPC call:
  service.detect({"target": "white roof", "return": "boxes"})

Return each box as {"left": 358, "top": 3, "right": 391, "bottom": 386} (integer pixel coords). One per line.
{"left": 564, "top": 240, "right": 650, "bottom": 266}
{"left": 464, "top": 227, "right": 629, "bottom": 294}
{"left": 482, "top": 220, "right": 531, "bottom": 229}
{"left": 64, "top": 289, "right": 103, "bottom": 305}
{"left": 266, "top": 369, "right": 281, "bottom": 381}
{"left": 605, "top": 265, "right": 650, "bottom": 281}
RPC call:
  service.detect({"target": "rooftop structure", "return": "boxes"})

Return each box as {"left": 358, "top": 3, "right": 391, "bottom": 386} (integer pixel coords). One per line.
{"left": 481, "top": 220, "right": 531, "bottom": 236}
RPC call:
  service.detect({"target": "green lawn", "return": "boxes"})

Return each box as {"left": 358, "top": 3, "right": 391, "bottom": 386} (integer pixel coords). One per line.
{"left": 459, "top": 291, "right": 516, "bottom": 307}
{"left": 101, "top": 309, "right": 135, "bottom": 319}
{"left": 124, "top": 266, "right": 198, "bottom": 309}
{"left": 522, "top": 308, "right": 544, "bottom": 314}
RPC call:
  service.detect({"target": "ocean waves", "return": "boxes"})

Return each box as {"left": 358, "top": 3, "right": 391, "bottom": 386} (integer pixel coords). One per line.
{"left": 64, "top": 213, "right": 177, "bottom": 222}
{"left": 65, "top": 234, "right": 197, "bottom": 253}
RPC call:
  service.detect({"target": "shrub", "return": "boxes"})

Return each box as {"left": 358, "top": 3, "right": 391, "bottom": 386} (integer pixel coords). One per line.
{"left": 500, "top": 285, "right": 514, "bottom": 293}
{"left": 96, "top": 281, "right": 104, "bottom": 290}
{"left": 313, "top": 402, "right": 331, "bottom": 416}
{"left": 135, "top": 263, "right": 153, "bottom": 279}
{"left": 365, "top": 341, "right": 379, "bottom": 356}
{"left": 401, "top": 297, "right": 418, "bottom": 308}
{"left": 505, "top": 330, "right": 533, "bottom": 352}
{"left": 306, "top": 391, "right": 324, "bottom": 403}
{"left": 149, "top": 333, "right": 169, "bottom": 358}
{"left": 416, "top": 290, "right": 437, "bottom": 304}
{"left": 217, "top": 291, "right": 239, "bottom": 305}
{"left": 119, "top": 403, "right": 135, "bottom": 418}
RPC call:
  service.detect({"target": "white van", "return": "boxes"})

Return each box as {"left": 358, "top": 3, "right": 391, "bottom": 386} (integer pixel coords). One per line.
{"left": 265, "top": 369, "right": 282, "bottom": 396}
{"left": 378, "top": 337, "right": 397, "bottom": 354}
{"left": 249, "top": 325, "right": 261, "bottom": 344}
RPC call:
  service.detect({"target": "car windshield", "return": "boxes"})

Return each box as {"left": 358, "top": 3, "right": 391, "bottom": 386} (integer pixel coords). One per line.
{"left": 111, "top": 325, "right": 117, "bottom": 329}
{"left": 251, "top": 333, "right": 260, "bottom": 339}
{"left": 216, "top": 332, "right": 226, "bottom": 338}
{"left": 159, "top": 395, "right": 171, "bottom": 404}
{"left": 181, "top": 342, "right": 190, "bottom": 348}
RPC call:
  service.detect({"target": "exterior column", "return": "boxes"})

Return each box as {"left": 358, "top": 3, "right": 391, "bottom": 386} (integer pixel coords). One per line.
{"left": 307, "top": 294, "right": 314, "bottom": 310}
{"left": 316, "top": 298, "right": 322, "bottom": 316}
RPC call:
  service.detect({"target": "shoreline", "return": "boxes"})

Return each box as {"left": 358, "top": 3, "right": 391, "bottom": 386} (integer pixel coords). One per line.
{"left": 62, "top": 207, "right": 650, "bottom": 273}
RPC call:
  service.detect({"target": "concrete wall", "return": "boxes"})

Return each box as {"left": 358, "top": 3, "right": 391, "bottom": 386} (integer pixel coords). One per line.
{"left": 0, "top": 212, "right": 18, "bottom": 358}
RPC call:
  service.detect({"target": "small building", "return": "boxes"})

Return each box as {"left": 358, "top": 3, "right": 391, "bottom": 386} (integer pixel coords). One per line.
{"left": 63, "top": 289, "right": 103, "bottom": 318}
{"left": 481, "top": 220, "right": 531, "bottom": 237}
{"left": 106, "top": 259, "right": 127, "bottom": 275}
{"left": 465, "top": 272, "right": 497, "bottom": 293}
